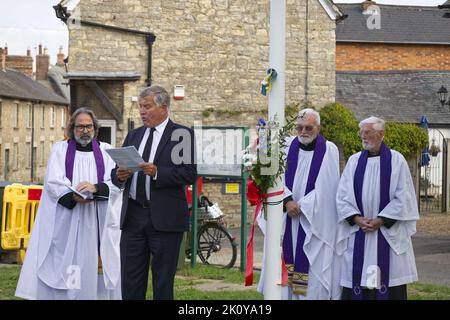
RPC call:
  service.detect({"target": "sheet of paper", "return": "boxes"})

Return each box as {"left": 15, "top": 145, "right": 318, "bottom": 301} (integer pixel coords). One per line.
{"left": 68, "top": 186, "right": 92, "bottom": 200}
{"left": 105, "top": 146, "right": 144, "bottom": 173}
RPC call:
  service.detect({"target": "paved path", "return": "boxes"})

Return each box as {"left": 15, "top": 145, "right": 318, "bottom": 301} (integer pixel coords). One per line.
{"left": 413, "top": 232, "right": 450, "bottom": 287}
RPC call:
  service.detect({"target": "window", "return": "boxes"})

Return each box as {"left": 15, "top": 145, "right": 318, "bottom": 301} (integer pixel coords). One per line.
{"left": 27, "top": 104, "right": 32, "bottom": 128}
{"left": 50, "top": 107, "right": 56, "bottom": 128}
{"left": 61, "top": 108, "right": 66, "bottom": 128}
{"left": 26, "top": 142, "right": 31, "bottom": 168}
{"left": 40, "top": 141, "right": 45, "bottom": 166}
{"left": 13, "top": 143, "right": 18, "bottom": 171}
{"left": 41, "top": 106, "right": 45, "bottom": 129}
{"left": 14, "top": 103, "right": 19, "bottom": 128}
{"left": 32, "top": 146, "right": 37, "bottom": 180}
{"left": 4, "top": 149, "right": 10, "bottom": 181}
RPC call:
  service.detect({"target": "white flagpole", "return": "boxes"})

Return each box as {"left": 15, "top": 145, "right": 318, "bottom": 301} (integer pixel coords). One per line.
{"left": 264, "top": 0, "right": 285, "bottom": 300}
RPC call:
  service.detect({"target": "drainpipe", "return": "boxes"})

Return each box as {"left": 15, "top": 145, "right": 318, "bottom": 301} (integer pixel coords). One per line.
{"left": 53, "top": 4, "right": 156, "bottom": 86}
{"left": 30, "top": 102, "right": 35, "bottom": 182}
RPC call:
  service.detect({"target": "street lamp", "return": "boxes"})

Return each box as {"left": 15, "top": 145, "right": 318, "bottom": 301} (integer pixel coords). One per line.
{"left": 437, "top": 86, "right": 450, "bottom": 108}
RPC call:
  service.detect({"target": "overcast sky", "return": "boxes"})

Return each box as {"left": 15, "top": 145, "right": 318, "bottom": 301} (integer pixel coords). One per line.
{"left": 0, "top": 0, "right": 67, "bottom": 67}
{"left": 0, "top": 0, "right": 446, "bottom": 68}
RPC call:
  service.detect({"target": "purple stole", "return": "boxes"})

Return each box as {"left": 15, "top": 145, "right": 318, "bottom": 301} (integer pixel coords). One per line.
{"left": 65, "top": 139, "right": 105, "bottom": 269}
{"left": 65, "top": 139, "right": 105, "bottom": 183}
{"left": 352, "top": 143, "right": 391, "bottom": 300}
{"left": 283, "top": 134, "right": 327, "bottom": 295}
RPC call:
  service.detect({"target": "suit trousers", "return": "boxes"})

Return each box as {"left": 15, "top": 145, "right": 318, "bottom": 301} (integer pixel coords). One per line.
{"left": 120, "top": 199, "right": 184, "bottom": 300}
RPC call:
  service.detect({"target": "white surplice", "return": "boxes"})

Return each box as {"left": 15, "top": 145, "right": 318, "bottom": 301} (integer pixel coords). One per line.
{"left": 258, "top": 137, "right": 342, "bottom": 300}
{"left": 335, "top": 150, "right": 419, "bottom": 290}
{"left": 15, "top": 141, "right": 122, "bottom": 300}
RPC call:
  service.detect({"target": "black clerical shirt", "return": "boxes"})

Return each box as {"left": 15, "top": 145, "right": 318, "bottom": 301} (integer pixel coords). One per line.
{"left": 58, "top": 141, "right": 109, "bottom": 209}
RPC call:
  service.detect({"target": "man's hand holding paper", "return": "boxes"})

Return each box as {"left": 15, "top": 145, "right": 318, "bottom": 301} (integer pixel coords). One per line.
{"left": 139, "top": 162, "right": 158, "bottom": 177}
{"left": 105, "top": 146, "right": 144, "bottom": 173}
{"left": 116, "top": 167, "right": 133, "bottom": 182}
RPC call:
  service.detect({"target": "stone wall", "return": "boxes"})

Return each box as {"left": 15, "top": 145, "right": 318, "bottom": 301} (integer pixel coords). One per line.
{"left": 67, "top": 0, "right": 338, "bottom": 225}
{"left": 68, "top": 0, "right": 337, "bottom": 132}
{"left": 0, "top": 98, "right": 67, "bottom": 183}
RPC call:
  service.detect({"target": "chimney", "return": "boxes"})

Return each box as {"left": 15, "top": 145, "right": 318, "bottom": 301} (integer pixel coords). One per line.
{"left": 56, "top": 46, "right": 65, "bottom": 67}
{"left": 4, "top": 43, "right": 8, "bottom": 55}
{"left": 361, "top": 0, "right": 376, "bottom": 12}
{"left": 4, "top": 47, "right": 33, "bottom": 77}
{"left": 1, "top": 51, "right": 5, "bottom": 72}
{"left": 27, "top": 47, "right": 31, "bottom": 57}
{"left": 36, "top": 44, "right": 50, "bottom": 80}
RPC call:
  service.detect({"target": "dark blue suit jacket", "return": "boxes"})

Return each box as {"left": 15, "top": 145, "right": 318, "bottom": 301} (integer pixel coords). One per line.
{"left": 112, "top": 119, "right": 197, "bottom": 232}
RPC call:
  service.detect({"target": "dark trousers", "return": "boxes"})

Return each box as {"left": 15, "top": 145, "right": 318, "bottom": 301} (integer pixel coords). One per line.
{"left": 341, "top": 285, "right": 407, "bottom": 300}
{"left": 120, "top": 199, "right": 184, "bottom": 300}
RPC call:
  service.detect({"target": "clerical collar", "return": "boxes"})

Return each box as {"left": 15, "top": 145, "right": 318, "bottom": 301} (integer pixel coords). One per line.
{"left": 76, "top": 141, "right": 95, "bottom": 152}
{"left": 368, "top": 150, "right": 380, "bottom": 157}
{"left": 299, "top": 137, "right": 317, "bottom": 151}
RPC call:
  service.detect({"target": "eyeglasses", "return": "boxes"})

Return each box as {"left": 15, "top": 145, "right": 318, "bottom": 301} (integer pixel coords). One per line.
{"left": 296, "top": 125, "right": 316, "bottom": 132}
{"left": 75, "top": 124, "right": 94, "bottom": 132}
{"left": 358, "top": 130, "right": 378, "bottom": 138}
{"left": 358, "top": 130, "right": 377, "bottom": 137}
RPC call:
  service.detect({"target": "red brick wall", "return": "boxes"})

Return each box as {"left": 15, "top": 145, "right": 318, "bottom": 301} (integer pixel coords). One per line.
{"left": 5, "top": 55, "right": 33, "bottom": 77}
{"left": 36, "top": 55, "right": 49, "bottom": 80}
{"left": 336, "top": 43, "right": 450, "bottom": 71}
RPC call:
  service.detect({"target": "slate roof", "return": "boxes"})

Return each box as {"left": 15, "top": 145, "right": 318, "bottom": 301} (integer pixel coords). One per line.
{"left": 48, "top": 65, "right": 70, "bottom": 101}
{"left": 336, "top": 3, "right": 450, "bottom": 44}
{"left": 0, "top": 68, "right": 68, "bottom": 105}
{"left": 336, "top": 70, "right": 450, "bottom": 127}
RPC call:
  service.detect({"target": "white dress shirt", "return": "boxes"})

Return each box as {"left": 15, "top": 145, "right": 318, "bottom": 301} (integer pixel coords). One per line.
{"left": 129, "top": 117, "right": 169, "bottom": 201}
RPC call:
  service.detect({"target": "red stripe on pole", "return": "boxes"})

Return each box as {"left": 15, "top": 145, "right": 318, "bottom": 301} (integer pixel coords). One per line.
{"left": 245, "top": 190, "right": 284, "bottom": 286}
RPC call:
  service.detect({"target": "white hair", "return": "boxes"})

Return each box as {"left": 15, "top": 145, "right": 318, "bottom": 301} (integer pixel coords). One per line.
{"left": 359, "top": 116, "right": 385, "bottom": 131}
{"left": 139, "top": 85, "right": 171, "bottom": 110}
{"left": 298, "top": 108, "right": 320, "bottom": 125}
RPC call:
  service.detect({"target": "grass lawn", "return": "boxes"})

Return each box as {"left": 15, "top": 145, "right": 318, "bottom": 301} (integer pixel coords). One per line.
{"left": 0, "top": 263, "right": 448, "bottom": 300}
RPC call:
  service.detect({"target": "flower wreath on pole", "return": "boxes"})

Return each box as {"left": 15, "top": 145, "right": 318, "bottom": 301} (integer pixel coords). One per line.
{"left": 243, "top": 114, "right": 297, "bottom": 286}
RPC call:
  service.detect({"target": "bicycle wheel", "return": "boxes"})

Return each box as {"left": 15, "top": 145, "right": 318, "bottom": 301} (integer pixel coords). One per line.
{"left": 197, "top": 222, "right": 237, "bottom": 268}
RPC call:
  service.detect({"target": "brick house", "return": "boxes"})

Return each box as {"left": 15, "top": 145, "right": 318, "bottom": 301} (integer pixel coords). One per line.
{"left": 335, "top": 1, "right": 450, "bottom": 212}
{"left": 0, "top": 45, "right": 69, "bottom": 183}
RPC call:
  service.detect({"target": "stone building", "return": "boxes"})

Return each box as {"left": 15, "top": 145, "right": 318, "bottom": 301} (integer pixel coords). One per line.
{"left": 335, "top": 1, "right": 450, "bottom": 213}
{"left": 0, "top": 45, "right": 69, "bottom": 183}
{"left": 56, "top": 0, "right": 344, "bottom": 225}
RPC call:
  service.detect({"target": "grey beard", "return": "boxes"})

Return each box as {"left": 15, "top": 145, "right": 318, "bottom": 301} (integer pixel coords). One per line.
{"left": 75, "top": 135, "right": 93, "bottom": 147}
{"left": 298, "top": 136, "right": 315, "bottom": 145}
{"left": 362, "top": 141, "right": 372, "bottom": 150}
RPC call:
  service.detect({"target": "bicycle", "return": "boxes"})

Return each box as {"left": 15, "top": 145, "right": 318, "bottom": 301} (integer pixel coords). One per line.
{"left": 185, "top": 195, "right": 238, "bottom": 269}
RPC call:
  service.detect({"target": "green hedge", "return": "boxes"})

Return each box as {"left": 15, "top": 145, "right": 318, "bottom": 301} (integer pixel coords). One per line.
{"left": 318, "top": 102, "right": 361, "bottom": 159}
{"left": 384, "top": 123, "right": 429, "bottom": 159}
{"left": 310, "top": 102, "right": 429, "bottom": 160}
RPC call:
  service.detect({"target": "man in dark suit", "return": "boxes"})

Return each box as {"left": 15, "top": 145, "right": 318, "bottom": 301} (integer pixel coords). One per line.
{"left": 111, "top": 85, "right": 197, "bottom": 300}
